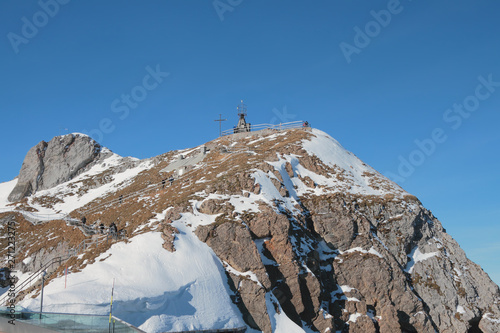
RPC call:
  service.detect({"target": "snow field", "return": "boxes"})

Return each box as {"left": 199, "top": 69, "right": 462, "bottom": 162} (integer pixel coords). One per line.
{"left": 19, "top": 214, "right": 246, "bottom": 333}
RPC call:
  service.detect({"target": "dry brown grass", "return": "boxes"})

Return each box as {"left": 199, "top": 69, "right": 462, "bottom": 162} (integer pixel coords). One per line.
{"left": 0, "top": 212, "right": 87, "bottom": 273}
{"left": 31, "top": 195, "right": 64, "bottom": 209}
{"left": 412, "top": 272, "right": 443, "bottom": 296}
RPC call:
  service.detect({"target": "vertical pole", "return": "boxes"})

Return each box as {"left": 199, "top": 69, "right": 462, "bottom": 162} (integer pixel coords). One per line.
{"left": 109, "top": 278, "right": 115, "bottom": 333}
{"left": 40, "top": 271, "right": 46, "bottom": 319}
{"left": 65, "top": 263, "right": 68, "bottom": 289}
{"left": 218, "top": 114, "right": 222, "bottom": 137}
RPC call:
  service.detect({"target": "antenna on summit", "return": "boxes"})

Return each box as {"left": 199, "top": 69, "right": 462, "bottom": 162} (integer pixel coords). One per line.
{"left": 234, "top": 100, "right": 251, "bottom": 133}
{"left": 237, "top": 100, "right": 247, "bottom": 118}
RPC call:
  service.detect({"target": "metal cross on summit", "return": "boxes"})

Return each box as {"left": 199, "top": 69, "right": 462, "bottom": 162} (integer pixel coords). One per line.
{"left": 214, "top": 114, "right": 227, "bottom": 137}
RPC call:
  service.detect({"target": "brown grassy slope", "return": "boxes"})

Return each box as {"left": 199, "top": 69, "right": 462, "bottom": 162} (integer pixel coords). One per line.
{"left": 0, "top": 212, "right": 86, "bottom": 267}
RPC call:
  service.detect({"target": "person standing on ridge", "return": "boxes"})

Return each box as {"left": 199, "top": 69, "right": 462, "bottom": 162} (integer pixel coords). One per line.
{"left": 109, "top": 222, "right": 118, "bottom": 240}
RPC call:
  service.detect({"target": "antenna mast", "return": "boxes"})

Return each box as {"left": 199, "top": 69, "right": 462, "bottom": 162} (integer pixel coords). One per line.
{"left": 237, "top": 100, "right": 247, "bottom": 119}
{"left": 234, "top": 100, "right": 251, "bottom": 133}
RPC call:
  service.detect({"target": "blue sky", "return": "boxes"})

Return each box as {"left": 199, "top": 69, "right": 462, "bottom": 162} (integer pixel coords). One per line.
{"left": 1, "top": 1, "right": 499, "bottom": 285}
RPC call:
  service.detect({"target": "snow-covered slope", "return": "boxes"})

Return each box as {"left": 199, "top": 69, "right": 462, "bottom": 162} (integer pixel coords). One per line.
{"left": 301, "top": 129, "right": 407, "bottom": 196}
{"left": 18, "top": 217, "right": 246, "bottom": 332}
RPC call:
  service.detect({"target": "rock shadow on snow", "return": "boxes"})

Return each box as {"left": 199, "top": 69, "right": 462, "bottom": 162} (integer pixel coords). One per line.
{"left": 112, "top": 281, "right": 196, "bottom": 329}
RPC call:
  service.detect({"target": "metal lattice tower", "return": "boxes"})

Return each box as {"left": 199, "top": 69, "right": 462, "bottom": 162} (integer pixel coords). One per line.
{"left": 234, "top": 100, "right": 251, "bottom": 133}
{"left": 237, "top": 100, "right": 247, "bottom": 119}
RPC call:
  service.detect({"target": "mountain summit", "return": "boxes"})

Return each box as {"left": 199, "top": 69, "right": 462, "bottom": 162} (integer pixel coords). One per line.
{"left": 8, "top": 133, "right": 103, "bottom": 202}
{"left": 1, "top": 128, "right": 499, "bottom": 333}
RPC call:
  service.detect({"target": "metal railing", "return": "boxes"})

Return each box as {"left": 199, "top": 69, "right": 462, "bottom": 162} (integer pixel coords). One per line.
{"left": 221, "top": 120, "right": 305, "bottom": 136}
{"left": 168, "top": 327, "right": 247, "bottom": 333}
{"left": 0, "top": 234, "right": 107, "bottom": 306}
{"left": 0, "top": 209, "right": 77, "bottom": 226}
{"left": 0, "top": 256, "right": 64, "bottom": 306}
{"left": 20, "top": 211, "right": 67, "bottom": 223}
{"left": 0, "top": 310, "right": 145, "bottom": 332}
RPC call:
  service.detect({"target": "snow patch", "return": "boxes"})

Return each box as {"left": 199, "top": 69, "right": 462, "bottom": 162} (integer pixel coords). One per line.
{"left": 251, "top": 169, "right": 300, "bottom": 214}
{"left": 348, "top": 313, "right": 362, "bottom": 323}
{"left": 332, "top": 285, "right": 359, "bottom": 302}
{"left": 223, "top": 261, "right": 262, "bottom": 288}
{"left": 0, "top": 179, "right": 18, "bottom": 210}
{"left": 456, "top": 305, "right": 466, "bottom": 315}
{"left": 229, "top": 195, "right": 261, "bottom": 214}
{"left": 266, "top": 292, "right": 308, "bottom": 333}
{"left": 483, "top": 313, "right": 500, "bottom": 324}
{"left": 339, "top": 246, "right": 384, "bottom": 259}
{"left": 405, "top": 246, "right": 439, "bottom": 274}
{"left": 255, "top": 238, "right": 278, "bottom": 266}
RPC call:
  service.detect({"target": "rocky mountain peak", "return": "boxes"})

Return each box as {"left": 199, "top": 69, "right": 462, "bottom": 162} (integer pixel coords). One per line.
{"left": 1, "top": 127, "right": 499, "bottom": 333}
{"left": 8, "top": 133, "right": 104, "bottom": 202}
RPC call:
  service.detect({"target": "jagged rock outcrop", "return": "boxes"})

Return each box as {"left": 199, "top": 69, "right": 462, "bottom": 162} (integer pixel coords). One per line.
{"left": 8, "top": 133, "right": 102, "bottom": 201}
{"left": 161, "top": 224, "right": 178, "bottom": 252}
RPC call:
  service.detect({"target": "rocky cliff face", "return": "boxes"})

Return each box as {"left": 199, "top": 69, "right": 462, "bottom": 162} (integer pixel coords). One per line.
{"left": 191, "top": 193, "right": 500, "bottom": 333}
{"left": 8, "top": 133, "right": 103, "bottom": 202}
{"left": 2, "top": 128, "right": 499, "bottom": 333}
{"left": 184, "top": 129, "right": 500, "bottom": 332}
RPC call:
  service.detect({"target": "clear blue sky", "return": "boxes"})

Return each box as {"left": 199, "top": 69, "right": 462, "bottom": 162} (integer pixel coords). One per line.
{"left": 1, "top": 1, "right": 499, "bottom": 285}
